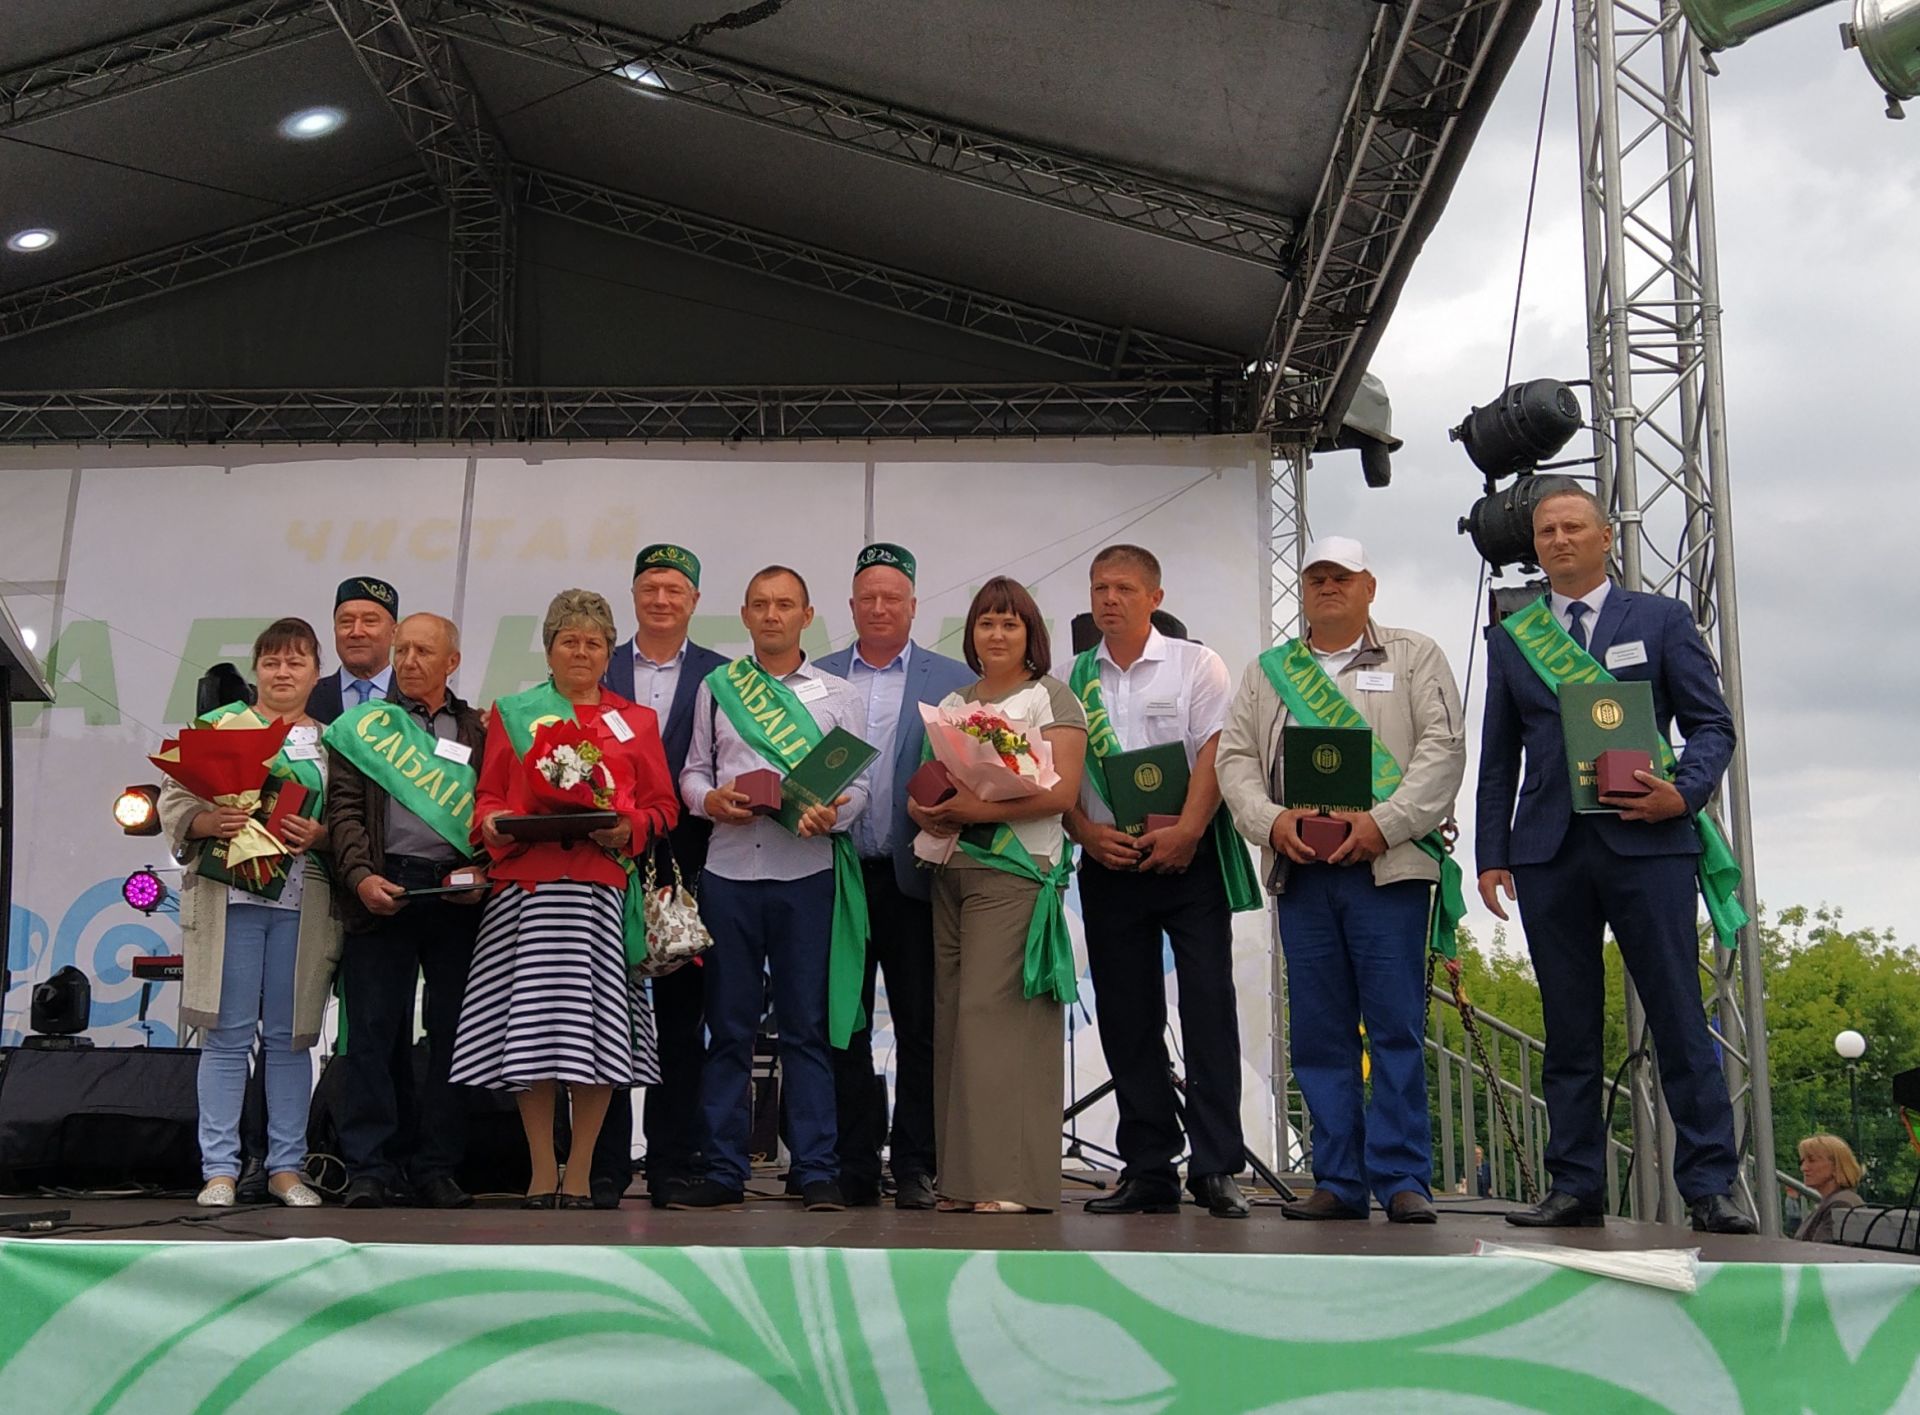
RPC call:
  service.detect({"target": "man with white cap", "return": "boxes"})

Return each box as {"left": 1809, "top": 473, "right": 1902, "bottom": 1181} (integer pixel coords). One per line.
{"left": 1217, "top": 536, "right": 1466, "bottom": 1223}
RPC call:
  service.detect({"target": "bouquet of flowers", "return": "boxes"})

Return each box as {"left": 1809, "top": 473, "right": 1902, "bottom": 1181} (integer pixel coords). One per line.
{"left": 523, "top": 719, "right": 619, "bottom": 813}
{"left": 150, "top": 707, "right": 295, "bottom": 894}
{"left": 913, "top": 700, "right": 1059, "bottom": 864}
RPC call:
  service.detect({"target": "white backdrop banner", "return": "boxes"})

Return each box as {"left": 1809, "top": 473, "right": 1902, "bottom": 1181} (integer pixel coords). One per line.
{"left": 0, "top": 436, "right": 1281, "bottom": 1162}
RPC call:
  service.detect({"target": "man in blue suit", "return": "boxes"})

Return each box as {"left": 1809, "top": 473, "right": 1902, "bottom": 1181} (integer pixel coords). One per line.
{"left": 1476, "top": 482, "right": 1753, "bottom": 1234}
{"left": 308, "top": 576, "right": 399, "bottom": 724}
{"left": 589, "top": 543, "right": 729, "bottom": 1209}
{"left": 816, "top": 543, "right": 973, "bottom": 1209}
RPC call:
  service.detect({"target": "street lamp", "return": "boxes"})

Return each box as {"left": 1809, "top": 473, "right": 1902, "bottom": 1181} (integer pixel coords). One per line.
{"left": 1836, "top": 1029, "right": 1867, "bottom": 1153}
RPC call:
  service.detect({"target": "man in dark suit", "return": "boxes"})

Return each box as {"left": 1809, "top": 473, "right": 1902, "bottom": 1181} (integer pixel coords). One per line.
{"left": 309, "top": 576, "right": 399, "bottom": 724}
{"left": 589, "top": 543, "right": 729, "bottom": 1209}
{"left": 1476, "top": 481, "right": 1754, "bottom": 1234}
{"left": 815, "top": 543, "right": 973, "bottom": 1209}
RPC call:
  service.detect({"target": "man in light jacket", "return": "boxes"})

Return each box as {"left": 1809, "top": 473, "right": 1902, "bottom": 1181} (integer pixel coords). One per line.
{"left": 1217, "top": 537, "right": 1464, "bottom": 1223}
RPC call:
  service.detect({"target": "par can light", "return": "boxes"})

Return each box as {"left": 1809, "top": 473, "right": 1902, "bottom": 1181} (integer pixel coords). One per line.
{"left": 1458, "top": 475, "right": 1588, "bottom": 572}
{"left": 1450, "top": 379, "right": 1585, "bottom": 482}
{"left": 114, "top": 784, "right": 163, "bottom": 836}
{"left": 122, "top": 869, "right": 168, "bottom": 914}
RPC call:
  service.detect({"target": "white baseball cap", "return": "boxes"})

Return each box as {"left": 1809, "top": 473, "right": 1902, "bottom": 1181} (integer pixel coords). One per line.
{"left": 1302, "top": 536, "right": 1368, "bottom": 573}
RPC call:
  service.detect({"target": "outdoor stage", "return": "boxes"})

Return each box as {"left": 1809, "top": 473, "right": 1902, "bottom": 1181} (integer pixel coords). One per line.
{"left": 4, "top": 1188, "right": 1917, "bottom": 1411}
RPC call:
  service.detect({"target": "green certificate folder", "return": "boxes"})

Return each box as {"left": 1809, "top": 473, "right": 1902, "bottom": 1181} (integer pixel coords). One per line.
{"left": 1103, "top": 741, "right": 1190, "bottom": 836}
{"left": 1281, "top": 725, "right": 1373, "bottom": 811}
{"left": 1559, "top": 679, "right": 1662, "bottom": 813}
{"left": 777, "top": 727, "right": 880, "bottom": 834}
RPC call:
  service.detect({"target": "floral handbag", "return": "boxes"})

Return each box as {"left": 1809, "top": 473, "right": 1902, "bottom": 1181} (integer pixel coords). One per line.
{"left": 635, "top": 847, "right": 712, "bottom": 977}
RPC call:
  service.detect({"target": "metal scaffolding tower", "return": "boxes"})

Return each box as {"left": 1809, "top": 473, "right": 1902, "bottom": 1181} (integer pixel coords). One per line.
{"left": 1572, "top": 0, "right": 1777, "bottom": 1232}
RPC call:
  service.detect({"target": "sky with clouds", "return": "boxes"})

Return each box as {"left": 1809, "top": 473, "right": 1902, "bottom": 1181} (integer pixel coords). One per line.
{"left": 1310, "top": 15, "right": 1916, "bottom": 946}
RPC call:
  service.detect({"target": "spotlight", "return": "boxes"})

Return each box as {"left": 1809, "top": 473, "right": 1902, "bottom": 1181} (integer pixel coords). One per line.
{"left": 615, "top": 62, "right": 671, "bottom": 94}
{"left": 30, "top": 966, "right": 92, "bottom": 1038}
{"left": 114, "top": 784, "right": 163, "bottom": 836}
{"left": 122, "top": 868, "right": 169, "bottom": 914}
{"left": 1677, "top": 0, "right": 1842, "bottom": 50}
{"left": 279, "top": 106, "right": 345, "bottom": 139}
{"left": 195, "top": 662, "right": 254, "bottom": 718}
{"left": 1843, "top": 0, "right": 1920, "bottom": 118}
{"left": 1449, "top": 379, "right": 1584, "bottom": 482}
{"left": 1458, "top": 475, "right": 1588, "bottom": 572}
{"left": 6, "top": 228, "right": 56, "bottom": 253}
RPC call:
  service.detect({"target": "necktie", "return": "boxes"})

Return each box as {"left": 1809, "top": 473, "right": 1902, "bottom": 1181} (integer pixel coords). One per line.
{"left": 350, "top": 678, "right": 373, "bottom": 705}
{"left": 1567, "top": 601, "right": 1591, "bottom": 651}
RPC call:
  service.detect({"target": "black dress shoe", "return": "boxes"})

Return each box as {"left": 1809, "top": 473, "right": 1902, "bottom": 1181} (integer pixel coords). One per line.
{"left": 1505, "top": 1191, "right": 1605, "bottom": 1228}
{"left": 341, "top": 1177, "right": 388, "bottom": 1209}
{"left": 590, "top": 1177, "right": 626, "bottom": 1210}
{"left": 1085, "top": 1178, "right": 1183, "bottom": 1215}
{"left": 1387, "top": 1191, "right": 1437, "bottom": 1224}
{"left": 894, "top": 1173, "right": 938, "bottom": 1211}
{"left": 1191, "top": 1174, "right": 1251, "bottom": 1219}
{"left": 803, "top": 1180, "right": 848, "bottom": 1212}
{"left": 665, "top": 1179, "right": 745, "bottom": 1210}
{"left": 1280, "top": 1189, "right": 1368, "bottom": 1221}
{"left": 839, "top": 1182, "right": 883, "bottom": 1208}
{"left": 1690, "top": 1193, "right": 1757, "bottom": 1234}
{"left": 415, "top": 1176, "right": 473, "bottom": 1210}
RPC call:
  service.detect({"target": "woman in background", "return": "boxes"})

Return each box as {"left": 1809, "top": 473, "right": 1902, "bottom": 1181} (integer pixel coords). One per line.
{"left": 1793, "top": 1133, "right": 1865, "bottom": 1243}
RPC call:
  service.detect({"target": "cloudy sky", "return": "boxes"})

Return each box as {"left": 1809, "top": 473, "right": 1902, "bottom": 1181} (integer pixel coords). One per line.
{"left": 1313, "top": 16, "right": 1917, "bottom": 945}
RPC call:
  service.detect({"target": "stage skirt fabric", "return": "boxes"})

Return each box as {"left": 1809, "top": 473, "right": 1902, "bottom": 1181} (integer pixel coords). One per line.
{"left": 449, "top": 881, "right": 660, "bottom": 1090}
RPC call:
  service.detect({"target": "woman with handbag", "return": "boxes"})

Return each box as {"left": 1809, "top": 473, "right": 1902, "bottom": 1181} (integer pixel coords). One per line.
{"left": 448, "top": 590, "right": 679, "bottom": 1208}
{"left": 157, "top": 617, "right": 339, "bottom": 1208}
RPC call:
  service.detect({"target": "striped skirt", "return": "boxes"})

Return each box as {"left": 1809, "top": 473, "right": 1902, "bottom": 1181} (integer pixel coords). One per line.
{"left": 449, "top": 880, "right": 660, "bottom": 1090}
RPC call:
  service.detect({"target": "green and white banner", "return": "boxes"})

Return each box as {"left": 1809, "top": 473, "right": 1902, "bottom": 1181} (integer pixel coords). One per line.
{"left": 3, "top": 1240, "right": 1916, "bottom": 1412}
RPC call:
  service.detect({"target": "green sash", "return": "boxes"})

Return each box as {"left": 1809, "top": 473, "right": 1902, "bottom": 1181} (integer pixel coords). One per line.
{"left": 1258, "top": 641, "right": 1467, "bottom": 958}
{"left": 494, "top": 679, "right": 649, "bottom": 969}
{"left": 1067, "top": 650, "right": 1262, "bottom": 913}
{"left": 322, "top": 699, "right": 477, "bottom": 860}
{"left": 705, "top": 658, "right": 868, "bottom": 1048}
{"left": 1499, "top": 596, "right": 1749, "bottom": 948}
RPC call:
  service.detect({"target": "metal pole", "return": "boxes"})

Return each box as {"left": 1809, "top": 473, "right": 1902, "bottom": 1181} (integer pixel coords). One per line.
{"left": 1850, "top": 1063, "right": 1861, "bottom": 1156}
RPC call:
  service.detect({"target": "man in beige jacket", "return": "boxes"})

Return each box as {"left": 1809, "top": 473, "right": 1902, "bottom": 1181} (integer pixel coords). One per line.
{"left": 1217, "top": 536, "right": 1464, "bottom": 1223}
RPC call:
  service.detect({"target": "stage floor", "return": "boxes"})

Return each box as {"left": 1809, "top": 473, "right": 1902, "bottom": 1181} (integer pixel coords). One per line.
{"left": 10, "top": 1186, "right": 1907, "bottom": 1265}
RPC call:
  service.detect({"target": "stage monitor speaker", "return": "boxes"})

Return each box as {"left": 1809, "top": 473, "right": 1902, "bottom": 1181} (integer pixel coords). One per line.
{"left": 1891, "top": 1065, "right": 1920, "bottom": 1111}
{"left": 0, "top": 1046, "right": 201, "bottom": 1190}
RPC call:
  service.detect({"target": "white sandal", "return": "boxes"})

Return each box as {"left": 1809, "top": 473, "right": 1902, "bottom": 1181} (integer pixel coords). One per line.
{"left": 269, "top": 1175, "right": 323, "bottom": 1208}
{"left": 196, "top": 1177, "right": 237, "bottom": 1208}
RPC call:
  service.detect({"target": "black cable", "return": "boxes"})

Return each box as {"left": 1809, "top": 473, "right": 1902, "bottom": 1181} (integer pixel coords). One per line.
{"left": 1501, "top": 0, "right": 1565, "bottom": 391}
{"left": 1601, "top": 1046, "right": 1649, "bottom": 1216}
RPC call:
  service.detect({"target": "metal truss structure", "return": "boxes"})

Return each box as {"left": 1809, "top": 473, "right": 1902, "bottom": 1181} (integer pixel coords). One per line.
{"left": 1254, "top": 0, "right": 1531, "bottom": 441}
{"left": 326, "top": 0, "right": 518, "bottom": 436}
{"left": 0, "top": 381, "right": 1228, "bottom": 445}
{"left": 1573, "top": 0, "right": 1776, "bottom": 1232}
{"left": 423, "top": 0, "right": 1296, "bottom": 269}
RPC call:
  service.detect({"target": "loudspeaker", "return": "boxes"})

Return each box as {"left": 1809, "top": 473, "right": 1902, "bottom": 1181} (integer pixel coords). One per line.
{"left": 0, "top": 1046, "right": 200, "bottom": 1190}
{"left": 1891, "top": 1065, "right": 1920, "bottom": 1111}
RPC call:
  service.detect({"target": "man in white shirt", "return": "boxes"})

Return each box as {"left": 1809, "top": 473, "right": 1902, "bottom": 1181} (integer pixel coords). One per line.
{"left": 1065, "top": 544, "right": 1250, "bottom": 1220}
{"left": 672, "top": 566, "right": 868, "bottom": 1213}
{"left": 310, "top": 577, "right": 399, "bottom": 724}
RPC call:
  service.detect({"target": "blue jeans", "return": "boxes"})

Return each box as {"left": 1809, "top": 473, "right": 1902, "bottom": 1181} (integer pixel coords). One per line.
{"left": 1275, "top": 865, "right": 1433, "bottom": 1210}
{"left": 198, "top": 904, "right": 311, "bottom": 1178}
{"left": 698, "top": 871, "right": 838, "bottom": 1189}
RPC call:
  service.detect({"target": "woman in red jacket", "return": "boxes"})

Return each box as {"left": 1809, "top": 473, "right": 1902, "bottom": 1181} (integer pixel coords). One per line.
{"left": 449, "top": 589, "right": 678, "bottom": 1208}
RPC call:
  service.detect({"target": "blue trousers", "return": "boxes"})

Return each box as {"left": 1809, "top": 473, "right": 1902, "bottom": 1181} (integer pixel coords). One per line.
{"left": 198, "top": 904, "right": 310, "bottom": 1178}
{"left": 698, "top": 871, "right": 838, "bottom": 1188}
{"left": 1275, "top": 865, "right": 1433, "bottom": 1209}
{"left": 1515, "top": 816, "right": 1738, "bottom": 1203}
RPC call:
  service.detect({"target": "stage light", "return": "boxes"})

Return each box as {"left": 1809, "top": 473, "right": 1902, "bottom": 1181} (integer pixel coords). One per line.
{"left": 1843, "top": 0, "right": 1920, "bottom": 118}
{"left": 1677, "top": 0, "right": 1842, "bottom": 49}
{"left": 122, "top": 869, "right": 169, "bottom": 915}
{"left": 114, "top": 784, "right": 163, "bottom": 836}
{"left": 1457, "top": 475, "right": 1587, "bottom": 572}
{"left": 279, "top": 106, "right": 345, "bottom": 139}
{"left": 615, "top": 62, "right": 670, "bottom": 94}
{"left": 6, "top": 228, "right": 56, "bottom": 253}
{"left": 30, "top": 966, "right": 92, "bottom": 1037}
{"left": 1449, "top": 379, "right": 1584, "bottom": 482}
{"left": 22, "top": 626, "right": 36, "bottom": 651}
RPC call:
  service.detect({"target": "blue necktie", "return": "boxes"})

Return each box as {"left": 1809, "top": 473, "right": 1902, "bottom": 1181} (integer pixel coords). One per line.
{"left": 1567, "top": 601, "right": 1591, "bottom": 651}
{"left": 350, "top": 678, "right": 373, "bottom": 705}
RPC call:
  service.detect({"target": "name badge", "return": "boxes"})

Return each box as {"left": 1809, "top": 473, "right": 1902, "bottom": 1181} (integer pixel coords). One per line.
{"left": 792, "top": 676, "right": 829, "bottom": 704}
{"left": 433, "top": 737, "right": 472, "bottom": 765}
{"left": 1355, "top": 670, "right": 1395, "bottom": 693}
{"left": 602, "top": 709, "right": 635, "bottom": 742}
{"left": 282, "top": 742, "right": 322, "bottom": 762}
{"left": 1605, "top": 641, "right": 1648, "bottom": 670}
{"left": 1144, "top": 696, "right": 1178, "bottom": 717}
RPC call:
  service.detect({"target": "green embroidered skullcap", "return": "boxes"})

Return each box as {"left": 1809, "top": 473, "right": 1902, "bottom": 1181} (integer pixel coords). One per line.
{"left": 335, "top": 576, "right": 399, "bottom": 618}
{"left": 854, "top": 542, "right": 916, "bottom": 582}
{"left": 634, "top": 543, "right": 701, "bottom": 587}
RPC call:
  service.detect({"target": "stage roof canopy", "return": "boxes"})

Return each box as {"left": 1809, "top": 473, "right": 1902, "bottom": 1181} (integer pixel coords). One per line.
{"left": 0, "top": 0, "right": 1537, "bottom": 444}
